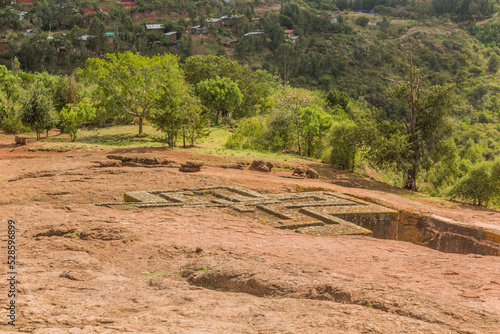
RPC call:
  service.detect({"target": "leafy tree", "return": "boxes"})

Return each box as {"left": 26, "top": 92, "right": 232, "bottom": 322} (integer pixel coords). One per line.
{"left": 300, "top": 106, "right": 333, "bottom": 157}
{"left": 59, "top": 99, "right": 96, "bottom": 141}
{"left": 35, "top": 0, "right": 57, "bottom": 31}
{"left": 80, "top": 52, "right": 184, "bottom": 135}
{"left": 274, "top": 43, "right": 299, "bottom": 82}
{"left": 20, "top": 84, "right": 56, "bottom": 140}
{"left": 183, "top": 55, "right": 265, "bottom": 118}
{"left": 53, "top": 75, "right": 78, "bottom": 112}
{"left": 273, "top": 86, "right": 317, "bottom": 156}
{"left": 148, "top": 78, "right": 194, "bottom": 147}
{"left": 449, "top": 159, "right": 500, "bottom": 206}
{"left": 488, "top": 53, "right": 499, "bottom": 73}
{"left": 88, "top": 17, "right": 106, "bottom": 50}
{"left": 182, "top": 97, "right": 210, "bottom": 147}
{"left": 178, "top": 35, "right": 193, "bottom": 61}
{"left": 380, "top": 56, "right": 455, "bottom": 191}
{"left": 326, "top": 90, "right": 349, "bottom": 111}
{"left": 0, "top": 7, "right": 21, "bottom": 29}
{"left": 196, "top": 76, "right": 243, "bottom": 125}
{"left": 329, "top": 120, "right": 358, "bottom": 171}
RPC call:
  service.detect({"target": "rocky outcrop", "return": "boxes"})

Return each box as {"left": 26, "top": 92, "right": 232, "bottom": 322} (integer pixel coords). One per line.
{"left": 249, "top": 160, "right": 274, "bottom": 173}
{"left": 179, "top": 161, "right": 204, "bottom": 173}
{"left": 107, "top": 155, "right": 175, "bottom": 165}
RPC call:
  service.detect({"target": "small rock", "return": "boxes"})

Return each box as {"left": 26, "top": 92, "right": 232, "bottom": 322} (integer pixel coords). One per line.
{"left": 179, "top": 164, "right": 201, "bottom": 173}
{"left": 293, "top": 167, "right": 306, "bottom": 176}
{"left": 221, "top": 164, "right": 243, "bottom": 170}
{"left": 306, "top": 168, "right": 319, "bottom": 179}
{"left": 15, "top": 135, "right": 27, "bottom": 145}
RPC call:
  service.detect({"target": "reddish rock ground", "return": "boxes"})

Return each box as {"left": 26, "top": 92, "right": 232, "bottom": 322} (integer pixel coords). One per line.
{"left": 0, "top": 138, "right": 499, "bottom": 333}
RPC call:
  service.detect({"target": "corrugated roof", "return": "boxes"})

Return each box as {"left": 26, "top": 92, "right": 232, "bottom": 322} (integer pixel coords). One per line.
{"left": 165, "top": 31, "right": 177, "bottom": 36}
{"left": 145, "top": 24, "right": 164, "bottom": 30}
{"left": 244, "top": 31, "right": 264, "bottom": 37}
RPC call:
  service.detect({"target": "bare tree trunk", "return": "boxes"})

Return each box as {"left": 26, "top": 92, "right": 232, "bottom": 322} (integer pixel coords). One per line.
{"left": 138, "top": 117, "right": 143, "bottom": 135}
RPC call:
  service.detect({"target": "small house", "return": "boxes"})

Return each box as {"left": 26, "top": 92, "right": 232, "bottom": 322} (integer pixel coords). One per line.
{"left": 284, "top": 29, "right": 294, "bottom": 39}
{"left": 16, "top": 11, "right": 28, "bottom": 20}
{"left": 222, "top": 37, "right": 238, "bottom": 47}
{"left": 290, "top": 35, "right": 299, "bottom": 45}
{"left": 206, "top": 18, "right": 222, "bottom": 28}
{"left": 243, "top": 31, "right": 264, "bottom": 37}
{"left": 165, "top": 31, "right": 178, "bottom": 42}
{"left": 145, "top": 24, "right": 165, "bottom": 34}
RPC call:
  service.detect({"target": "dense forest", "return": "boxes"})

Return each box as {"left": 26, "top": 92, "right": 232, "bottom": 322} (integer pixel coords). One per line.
{"left": 0, "top": 0, "right": 500, "bottom": 206}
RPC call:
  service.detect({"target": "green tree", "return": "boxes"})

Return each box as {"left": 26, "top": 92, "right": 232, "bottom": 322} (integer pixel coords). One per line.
{"left": 326, "top": 90, "right": 349, "bottom": 111}
{"left": 488, "top": 53, "right": 499, "bottom": 73}
{"left": 300, "top": 106, "right": 333, "bottom": 157}
{"left": 178, "top": 35, "right": 193, "bottom": 61}
{"left": 59, "top": 99, "right": 96, "bottom": 141}
{"left": 381, "top": 56, "right": 455, "bottom": 191}
{"left": 274, "top": 43, "right": 299, "bottom": 82}
{"left": 329, "top": 120, "right": 358, "bottom": 171}
{"left": 148, "top": 78, "right": 194, "bottom": 147}
{"left": 196, "top": 76, "right": 243, "bottom": 125}
{"left": 183, "top": 55, "right": 263, "bottom": 118}
{"left": 88, "top": 17, "right": 106, "bottom": 50}
{"left": 449, "top": 159, "right": 500, "bottom": 206}
{"left": 273, "top": 86, "right": 317, "bottom": 156}
{"left": 21, "top": 84, "right": 56, "bottom": 140}
{"left": 80, "top": 52, "right": 184, "bottom": 135}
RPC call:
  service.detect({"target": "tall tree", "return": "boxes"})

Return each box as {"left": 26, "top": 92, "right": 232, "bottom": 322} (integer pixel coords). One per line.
{"left": 273, "top": 86, "right": 316, "bottom": 156}
{"left": 80, "top": 52, "right": 184, "bottom": 135}
{"left": 381, "top": 55, "right": 455, "bottom": 191}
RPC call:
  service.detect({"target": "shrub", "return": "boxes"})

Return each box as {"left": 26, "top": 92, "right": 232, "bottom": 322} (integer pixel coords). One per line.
{"left": 449, "top": 160, "right": 500, "bottom": 206}
{"left": 329, "top": 120, "right": 358, "bottom": 171}
{"left": 1, "top": 110, "right": 26, "bottom": 134}
{"left": 225, "top": 117, "right": 268, "bottom": 151}
{"left": 355, "top": 16, "right": 370, "bottom": 28}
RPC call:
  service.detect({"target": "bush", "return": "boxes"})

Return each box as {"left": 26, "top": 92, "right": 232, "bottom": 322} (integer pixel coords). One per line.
{"left": 329, "top": 120, "right": 358, "bottom": 171}
{"left": 355, "top": 16, "right": 370, "bottom": 28}
{"left": 448, "top": 160, "right": 500, "bottom": 206}
{"left": 225, "top": 117, "right": 269, "bottom": 151}
{"left": 1, "top": 110, "right": 26, "bottom": 134}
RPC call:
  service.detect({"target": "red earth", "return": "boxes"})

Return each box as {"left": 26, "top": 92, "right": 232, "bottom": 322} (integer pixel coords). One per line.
{"left": 0, "top": 132, "right": 499, "bottom": 333}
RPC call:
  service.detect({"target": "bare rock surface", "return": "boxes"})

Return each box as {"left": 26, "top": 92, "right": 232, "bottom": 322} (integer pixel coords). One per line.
{"left": 0, "top": 149, "right": 499, "bottom": 333}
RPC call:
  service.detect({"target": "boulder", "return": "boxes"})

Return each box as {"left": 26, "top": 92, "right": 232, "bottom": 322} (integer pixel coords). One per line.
{"left": 292, "top": 166, "right": 306, "bottom": 177}
{"left": 306, "top": 168, "right": 319, "bottom": 179}
{"left": 221, "top": 164, "right": 243, "bottom": 170}
{"left": 186, "top": 160, "right": 204, "bottom": 167}
{"left": 15, "top": 135, "right": 27, "bottom": 145}
{"left": 249, "top": 160, "right": 274, "bottom": 173}
{"left": 179, "top": 164, "right": 201, "bottom": 173}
